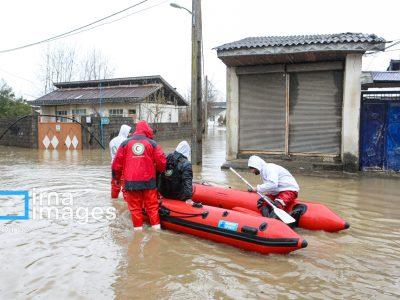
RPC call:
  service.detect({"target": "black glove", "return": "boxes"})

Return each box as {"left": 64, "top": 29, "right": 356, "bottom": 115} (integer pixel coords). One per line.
{"left": 247, "top": 187, "right": 254, "bottom": 192}
{"left": 272, "top": 200, "right": 283, "bottom": 209}
{"left": 257, "top": 198, "right": 265, "bottom": 210}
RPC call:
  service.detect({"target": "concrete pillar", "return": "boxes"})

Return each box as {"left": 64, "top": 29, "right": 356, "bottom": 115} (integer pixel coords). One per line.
{"left": 226, "top": 67, "right": 239, "bottom": 160}
{"left": 342, "top": 53, "right": 362, "bottom": 172}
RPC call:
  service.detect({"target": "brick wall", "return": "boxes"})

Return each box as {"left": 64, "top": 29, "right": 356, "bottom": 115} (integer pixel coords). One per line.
{"left": 0, "top": 115, "right": 38, "bottom": 148}
{"left": 81, "top": 117, "right": 191, "bottom": 149}
{"left": 0, "top": 115, "right": 190, "bottom": 149}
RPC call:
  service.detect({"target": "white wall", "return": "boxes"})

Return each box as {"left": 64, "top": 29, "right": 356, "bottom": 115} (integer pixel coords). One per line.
{"left": 139, "top": 103, "right": 180, "bottom": 123}
{"left": 39, "top": 102, "right": 187, "bottom": 123}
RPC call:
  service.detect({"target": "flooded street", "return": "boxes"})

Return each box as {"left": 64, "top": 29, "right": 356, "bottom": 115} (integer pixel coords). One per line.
{"left": 0, "top": 127, "right": 399, "bottom": 299}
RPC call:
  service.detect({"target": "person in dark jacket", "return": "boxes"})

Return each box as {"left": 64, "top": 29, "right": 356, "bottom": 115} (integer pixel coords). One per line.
{"left": 159, "top": 141, "right": 193, "bottom": 201}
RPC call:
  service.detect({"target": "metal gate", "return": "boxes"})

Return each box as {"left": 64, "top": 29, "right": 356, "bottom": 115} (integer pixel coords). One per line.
{"left": 237, "top": 62, "right": 343, "bottom": 157}
{"left": 360, "top": 91, "right": 400, "bottom": 171}
{"left": 38, "top": 122, "right": 82, "bottom": 150}
{"left": 239, "top": 73, "right": 286, "bottom": 152}
{"left": 289, "top": 71, "right": 343, "bottom": 155}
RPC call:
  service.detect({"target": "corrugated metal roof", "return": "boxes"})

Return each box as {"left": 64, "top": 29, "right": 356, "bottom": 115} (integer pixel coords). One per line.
{"left": 30, "top": 84, "right": 162, "bottom": 106}
{"left": 215, "top": 33, "right": 385, "bottom": 51}
{"left": 370, "top": 71, "right": 400, "bottom": 82}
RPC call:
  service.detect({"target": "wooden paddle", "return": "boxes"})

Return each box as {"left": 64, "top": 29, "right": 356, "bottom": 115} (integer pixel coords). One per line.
{"left": 229, "top": 167, "right": 296, "bottom": 224}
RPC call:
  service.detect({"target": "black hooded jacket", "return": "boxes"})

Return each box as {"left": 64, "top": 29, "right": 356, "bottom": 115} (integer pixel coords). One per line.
{"left": 158, "top": 151, "right": 193, "bottom": 200}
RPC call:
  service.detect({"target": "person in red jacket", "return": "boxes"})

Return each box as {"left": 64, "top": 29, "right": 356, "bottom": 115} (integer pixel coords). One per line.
{"left": 112, "top": 120, "right": 166, "bottom": 230}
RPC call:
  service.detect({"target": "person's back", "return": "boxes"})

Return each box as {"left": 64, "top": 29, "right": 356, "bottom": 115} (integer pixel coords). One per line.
{"left": 112, "top": 120, "right": 166, "bottom": 230}
{"left": 109, "top": 124, "right": 131, "bottom": 162}
{"left": 263, "top": 163, "right": 299, "bottom": 194}
{"left": 159, "top": 141, "right": 193, "bottom": 200}
{"left": 109, "top": 124, "right": 131, "bottom": 198}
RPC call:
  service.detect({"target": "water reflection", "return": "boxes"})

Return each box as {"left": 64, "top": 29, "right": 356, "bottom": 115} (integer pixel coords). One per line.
{"left": 0, "top": 126, "right": 399, "bottom": 299}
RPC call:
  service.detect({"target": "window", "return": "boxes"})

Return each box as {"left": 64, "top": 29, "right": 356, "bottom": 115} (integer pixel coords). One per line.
{"left": 56, "top": 110, "right": 68, "bottom": 122}
{"left": 128, "top": 109, "right": 136, "bottom": 115}
{"left": 72, "top": 109, "right": 87, "bottom": 115}
{"left": 109, "top": 109, "right": 124, "bottom": 116}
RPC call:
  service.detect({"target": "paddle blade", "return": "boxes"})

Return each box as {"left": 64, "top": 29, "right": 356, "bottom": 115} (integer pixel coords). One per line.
{"left": 273, "top": 207, "right": 296, "bottom": 224}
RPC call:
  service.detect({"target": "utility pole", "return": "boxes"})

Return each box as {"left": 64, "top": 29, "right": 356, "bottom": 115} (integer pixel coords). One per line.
{"left": 191, "top": 0, "right": 202, "bottom": 165}
{"left": 204, "top": 75, "right": 208, "bottom": 133}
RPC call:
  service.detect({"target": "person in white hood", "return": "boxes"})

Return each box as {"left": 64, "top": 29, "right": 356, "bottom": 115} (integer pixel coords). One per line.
{"left": 158, "top": 141, "right": 193, "bottom": 200}
{"left": 109, "top": 124, "right": 131, "bottom": 198}
{"left": 109, "top": 124, "right": 131, "bottom": 161}
{"left": 248, "top": 155, "right": 299, "bottom": 217}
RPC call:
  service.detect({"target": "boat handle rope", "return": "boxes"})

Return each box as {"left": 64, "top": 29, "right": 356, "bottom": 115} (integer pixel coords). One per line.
{"left": 159, "top": 205, "right": 209, "bottom": 219}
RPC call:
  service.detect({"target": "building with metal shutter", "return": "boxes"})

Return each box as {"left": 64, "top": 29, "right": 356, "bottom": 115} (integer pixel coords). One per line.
{"left": 215, "top": 33, "right": 386, "bottom": 171}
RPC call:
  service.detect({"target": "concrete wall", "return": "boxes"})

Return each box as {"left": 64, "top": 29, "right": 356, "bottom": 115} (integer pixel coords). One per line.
{"left": 139, "top": 103, "right": 179, "bottom": 123}
{"left": 0, "top": 115, "right": 38, "bottom": 148}
{"left": 226, "top": 67, "right": 239, "bottom": 160}
{"left": 81, "top": 117, "right": 191, "bottom": 149}
{"left": 342, "top": 53, "right": 363, "bottom": 172}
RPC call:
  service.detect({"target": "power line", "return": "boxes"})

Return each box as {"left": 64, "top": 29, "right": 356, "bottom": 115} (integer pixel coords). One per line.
{"left": 365, "top": 39, "right": 400, "bottom": 57}
{"left": 0, "top": 67, "right": 37, "bottom": 85}
{"left": 0, "top": 0, "right": 149, "bottom": 54}
{"left": 51, "top": 0, "right": 169, "bottom": 42}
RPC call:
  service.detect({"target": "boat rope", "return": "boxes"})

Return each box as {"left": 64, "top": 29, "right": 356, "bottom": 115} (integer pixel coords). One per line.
{"left": 160, "top": 205, "right": 209, "bottom": 219}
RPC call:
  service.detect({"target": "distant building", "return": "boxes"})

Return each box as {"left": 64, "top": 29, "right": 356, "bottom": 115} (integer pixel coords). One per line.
{"left": 387, "top": 59, "right": 400, "bottom": 71}
{"left": 215, "top": 33, "right": 386, "bottom": 171}
{"left": 208, "top": 101, "right": 226, "bottom": 125}
{"left": 361, "top": 71, "right": 400, "bottom": 89}
{"left": 30, "top": 75, "right": 189, "bottom": 123}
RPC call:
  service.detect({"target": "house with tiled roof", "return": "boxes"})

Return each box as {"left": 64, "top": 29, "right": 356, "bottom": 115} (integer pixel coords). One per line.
{"left": 30, "top": 75, "right": 188, "bottom": 123}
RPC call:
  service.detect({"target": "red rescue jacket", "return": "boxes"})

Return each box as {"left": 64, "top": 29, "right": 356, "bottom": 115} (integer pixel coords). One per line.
{"left": 112, "top": 120, "right": 166, "bottom": 190}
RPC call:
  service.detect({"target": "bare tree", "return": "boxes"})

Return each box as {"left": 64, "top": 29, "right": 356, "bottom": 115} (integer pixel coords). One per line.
{"left": 80, "top": 49, "right": 115, "bottom": 81}
{"left": 203, "top": 77, "right": 220, "bottom": 104}
{"left": 141, "top": 87, "right": 169, "bottom": 125}
{"left": 203, "top": 77, "right": 222, "bottom": 127}
{"left": 39, "top": 45, "right": 114, "bottom": 95}
{"left": 40, "top": 45, "right": 76, "bottom": 94}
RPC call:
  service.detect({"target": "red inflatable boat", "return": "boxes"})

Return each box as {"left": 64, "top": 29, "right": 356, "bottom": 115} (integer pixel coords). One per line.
{"left": 158, "top": 199, "right": 307, "bottom": 254}
{"left": 191, "top": 183, "right": 349, "bottom": 232}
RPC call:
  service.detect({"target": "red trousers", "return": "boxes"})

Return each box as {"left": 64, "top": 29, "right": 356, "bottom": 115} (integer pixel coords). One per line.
{"left": 267, "top": 191, "right": 298, "bottom": 211}
{"left": 125, "top": 189, "right": 159, "bottom": 227}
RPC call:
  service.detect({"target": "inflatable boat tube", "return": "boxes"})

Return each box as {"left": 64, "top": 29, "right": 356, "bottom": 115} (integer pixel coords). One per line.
{"left": 192, "top": 183, "right": 349, "bottom": 232}
{"left": 159, "top": 199, "right": 307, "bottom": 254}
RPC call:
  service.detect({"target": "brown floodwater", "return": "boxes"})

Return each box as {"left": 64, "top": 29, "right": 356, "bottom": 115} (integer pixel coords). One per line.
{"left": 0, "top": 127, "right": 399, "bottom": 299}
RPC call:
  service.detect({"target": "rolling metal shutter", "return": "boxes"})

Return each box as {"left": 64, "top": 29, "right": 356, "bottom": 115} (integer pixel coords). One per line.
{"left": 239, "top": 73, "right": 286, "bottom": 152}
{"left": 289, "top": 71, "right": 343, "bottom": 155}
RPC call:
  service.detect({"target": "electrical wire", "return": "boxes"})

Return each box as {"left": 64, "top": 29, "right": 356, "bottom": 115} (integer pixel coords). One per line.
{"left": 48, "top": 0, "right": 169, "bottom": 43}
{"left": 365, "top": 39, "right": 400, "bottom": 57}
{"left": 0, "top": 0, "right": 149, "bottom": 54}
{"left": 0, "top": 67, "right": 37, "bottom": 86}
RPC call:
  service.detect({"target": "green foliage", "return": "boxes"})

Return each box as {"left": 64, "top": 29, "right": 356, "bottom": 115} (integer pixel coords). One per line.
{"left": 0, "top": 80, "right": 32, "bottom": 117}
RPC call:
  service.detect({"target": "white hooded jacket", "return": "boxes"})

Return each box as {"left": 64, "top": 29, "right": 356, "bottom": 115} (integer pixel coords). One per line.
{"left": 175, "top": 141, "right": 191, "bottom": 160}
{"left": 248, "top": 155, "right": 299, "bottom": 195}
{"left": 109, "top": 124, "right": 131, "bottom": 161}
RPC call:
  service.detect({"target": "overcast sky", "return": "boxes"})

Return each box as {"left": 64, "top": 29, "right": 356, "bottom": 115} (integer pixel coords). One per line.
{"left": 0, "top": 0, "right": 399, "bottom": 100}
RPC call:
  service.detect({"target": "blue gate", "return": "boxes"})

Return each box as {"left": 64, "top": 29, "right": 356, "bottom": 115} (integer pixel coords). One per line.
{"left": 360, "top": 92, "right": 400, "bottom": 172}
